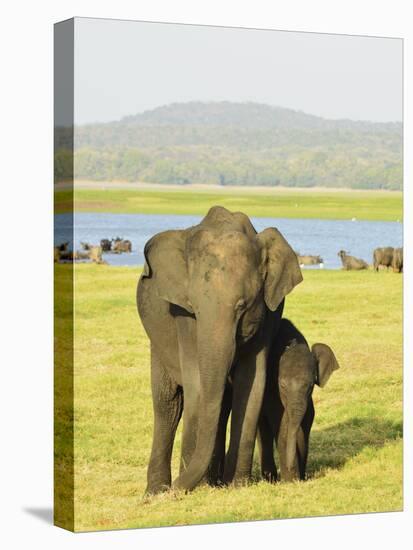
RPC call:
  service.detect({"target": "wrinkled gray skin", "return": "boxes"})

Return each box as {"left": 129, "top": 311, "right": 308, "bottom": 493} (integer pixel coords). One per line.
{"left": 137, "top": 206, "right": 302, "bottom": 494}
{"left": 258, "top": 319, "right": 339, "bottom": 482}
{"left": 338, "top": 250, "right": 368, "bottom": 270}
{"left": 373, "top": 247, "right": 394, "bottom": 271}
{"left": 392, "top": 247, "right": 403, "bottom": 273}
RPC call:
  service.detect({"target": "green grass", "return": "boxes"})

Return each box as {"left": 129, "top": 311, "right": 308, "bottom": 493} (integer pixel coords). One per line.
{"left": 55, "top": 187, "right": 402, "bottom": 221}
{"left": 56, "top": 265, "right": 403, "bottom": 531}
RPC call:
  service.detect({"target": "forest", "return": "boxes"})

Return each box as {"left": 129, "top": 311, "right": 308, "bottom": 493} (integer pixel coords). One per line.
{"left": 55, "top": 102, "right": 402, "bottom": 190}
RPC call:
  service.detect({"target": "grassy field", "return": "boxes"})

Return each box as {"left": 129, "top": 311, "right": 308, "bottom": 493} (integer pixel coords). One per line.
{"left": 60, "top": 264, "right": 403, "bottom": 531}
{"left": 54, "top": 187, "right": 402, "bottom": 221}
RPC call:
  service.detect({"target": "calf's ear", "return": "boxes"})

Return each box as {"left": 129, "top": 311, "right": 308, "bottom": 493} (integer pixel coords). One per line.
{"left": 312, "top": 343, "right": 340, "bottom": 388}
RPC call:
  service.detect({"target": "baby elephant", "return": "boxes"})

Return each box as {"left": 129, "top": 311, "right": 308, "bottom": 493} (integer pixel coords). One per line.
{"left": 258, "top": 319, "right": 339, "bottom": 482}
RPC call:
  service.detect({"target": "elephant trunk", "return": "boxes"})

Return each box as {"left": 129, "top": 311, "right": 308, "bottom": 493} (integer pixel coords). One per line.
{"left": 285, "top": 406, "right": 306, "bottom": 477}
{"left": 173, "top": 319, "right": 236, "bottom": 492}
{"left": 285, "top": 424, "right": 299, "bottom": 474}
{"left": 296, "top": 425, "right": 307, "bottom": 479}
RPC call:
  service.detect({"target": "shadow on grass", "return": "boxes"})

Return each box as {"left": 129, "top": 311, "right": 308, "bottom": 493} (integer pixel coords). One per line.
{"left": 251, "top": 416, "right": 402, "bottom": 482}
{"left": 307, "top": 416, "right": 403, "bottom": 478}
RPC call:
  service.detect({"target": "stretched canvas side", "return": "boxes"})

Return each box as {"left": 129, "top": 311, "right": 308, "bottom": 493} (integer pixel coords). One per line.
{"left": 54, "top": 18, "right": 75, "bottom": 532}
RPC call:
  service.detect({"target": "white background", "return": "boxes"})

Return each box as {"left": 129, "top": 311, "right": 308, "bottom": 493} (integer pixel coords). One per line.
{"left": 0, "top": 1, "right": 411, "bottom": 548}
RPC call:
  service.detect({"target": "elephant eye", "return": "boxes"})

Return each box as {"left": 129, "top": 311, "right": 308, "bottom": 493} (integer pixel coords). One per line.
{"left": 235, "top": 299, "right": 246, "bottom": 310}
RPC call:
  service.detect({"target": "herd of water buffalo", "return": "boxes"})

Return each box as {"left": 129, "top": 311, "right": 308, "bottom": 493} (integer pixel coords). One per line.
{"left": 53, "top": 237, "right": 132, "bottom": 264}
{"left": 296, "top": 246, "right": 403, "bottom": 272}
{"left": 54, "top": 239, "right": 402, "bottom": 273}
{"left": 336, "top": 246, "right": 403, "bottom": 272}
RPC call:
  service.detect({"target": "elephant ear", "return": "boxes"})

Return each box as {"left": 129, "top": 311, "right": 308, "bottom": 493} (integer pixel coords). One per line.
{"left": 312, "top": 343, "right": 340, "bottom": 387}
{"left": 141, "top": 230, "right": 193, "bottom": 313}
{"left": 256, "top": 227, "right": 303, "bottom": 311}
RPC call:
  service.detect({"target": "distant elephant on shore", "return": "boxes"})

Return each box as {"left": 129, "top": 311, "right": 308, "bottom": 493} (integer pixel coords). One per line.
{"left": 338, "top": 250, "right": 368, "bottom": 270}
{"left": 258, "top": 319, "right": 339, "bottom": 482}
{"left": 373, "top": 247, "right": 394, "bottom": 271}
{"left": 137, "top": 206, "right": 302, "bottom": 494}
{"left": 392, "top": 247, "right": 403, "bottom": 273}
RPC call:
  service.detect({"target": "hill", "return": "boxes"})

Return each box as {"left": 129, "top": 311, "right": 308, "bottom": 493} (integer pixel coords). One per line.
{"left": 56, "top": 102, "right": 402, "bottom": 190}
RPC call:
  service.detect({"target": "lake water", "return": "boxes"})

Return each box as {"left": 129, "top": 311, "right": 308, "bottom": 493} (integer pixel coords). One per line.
{"left": 55, "top": 213, "right": 402, "bottom": 270}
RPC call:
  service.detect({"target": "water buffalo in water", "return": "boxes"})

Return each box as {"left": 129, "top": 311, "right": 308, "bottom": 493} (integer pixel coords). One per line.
{"left": 89, "top": 245, "right": 105, "bottom": 264}
{"left": 373, "top": 247, "right": 394, "bottom": 271}
{"left": 73, "top": 246, "right": 106, "bottom": 263}
{"left": 338, "top": 250, "right": 368, "bottom": 270}
{"left": 58, "top": 250, "right": 75, "bottom": 262}
{"left": 392, "top": 248, "right": 403, "bottom": 273}
{"left": 100, "top": 238, "right": 112, "bottom": 252}
{"left": 55, "top": 244, "right": 75, "bottom": 262}
{"left": 112, "top": 238, "right": 132, "bottom": 253}
{"left": 56, "top": 241, "right": 70, "bottom": 252}
{"left": 297, "top": 254, "right": 324, "bottom": 266}
{"left": 74, "top": 250, "right": 90, "bottom": 260}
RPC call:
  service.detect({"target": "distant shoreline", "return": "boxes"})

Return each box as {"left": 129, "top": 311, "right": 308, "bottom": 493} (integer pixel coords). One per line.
{"left": 55, "top": 180, "right": 402, "bottom": 195}
{"left": 54, "top": 183, "right": 402, "bottom": 221}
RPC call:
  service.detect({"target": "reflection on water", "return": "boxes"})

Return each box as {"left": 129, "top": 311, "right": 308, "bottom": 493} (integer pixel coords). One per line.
{"left": 54, "top": 212, "right": 402, "bottom": 270}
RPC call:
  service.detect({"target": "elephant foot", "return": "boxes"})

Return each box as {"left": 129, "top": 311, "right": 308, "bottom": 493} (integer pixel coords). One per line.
{"left": 227, "top": 474, "right": 252, "bottom": 488}
{"left": 171, "top": 472, "right": 195, "bottom": 493}
{"left": 144, "top": 481, "right": 171, "bottom": 496}
{"left": 171, "top": 481, "right": 190, "bottom": 494}
{"left": 281, "top": 469, "right": 300, "bottom": 483}
{"left": 262, "top": 469, "right": 278, "bottom": 483}
{"left": 205, "top": 472, "right": 227, "bottom": 488}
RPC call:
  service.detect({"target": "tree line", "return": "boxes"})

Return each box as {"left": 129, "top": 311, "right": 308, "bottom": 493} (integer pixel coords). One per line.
{"left": 54, "top": 102, "right": 402, "bottom": 190}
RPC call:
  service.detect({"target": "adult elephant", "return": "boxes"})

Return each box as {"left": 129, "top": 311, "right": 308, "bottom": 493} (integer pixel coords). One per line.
{"left": 137, "top": 206, "right": 302, "bottom": 494}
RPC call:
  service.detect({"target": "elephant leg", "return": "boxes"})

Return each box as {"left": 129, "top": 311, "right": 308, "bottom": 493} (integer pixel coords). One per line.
{"left": 146, "top": 345, "right": 183, "bottom": 495}
{"left": 224, "top": 348, "right": 267, "bottom": 485}
{"left": 258, "top": 413, "right": 277, "bottom": 482}
{"left": 207, "top": 384, "right": 232, "bottom": 486}
{"left": 298, "top": 399, "right": 315, "bottom": 480}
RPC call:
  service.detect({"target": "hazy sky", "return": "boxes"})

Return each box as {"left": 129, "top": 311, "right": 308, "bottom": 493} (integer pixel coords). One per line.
{"left": 74, "top": 17, "right": 402, "bottom": 125}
